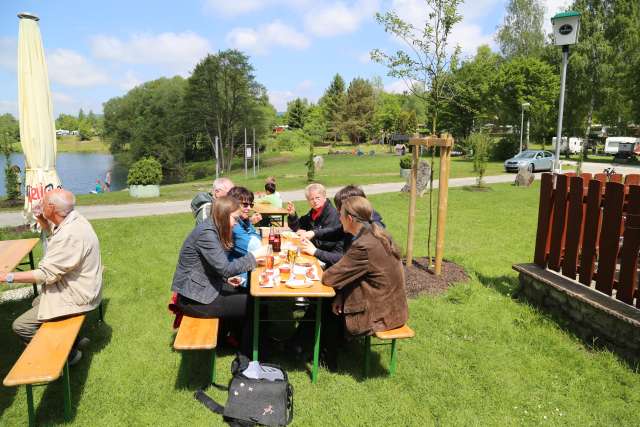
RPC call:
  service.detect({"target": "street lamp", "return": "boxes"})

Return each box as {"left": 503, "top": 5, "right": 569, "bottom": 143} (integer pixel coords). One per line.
{"left": 519, "top": 102, "right": 530, "bottom": 153}
{"left": 551, "top": 11, "right": 581, "bottom": 171}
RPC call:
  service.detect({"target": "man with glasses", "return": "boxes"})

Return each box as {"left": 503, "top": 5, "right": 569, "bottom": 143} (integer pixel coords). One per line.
{"left": 191, "top": 177, "right": 234, "bottom": 225}
{"left": 0, "top": 189, "right": 103, "bottom": 365}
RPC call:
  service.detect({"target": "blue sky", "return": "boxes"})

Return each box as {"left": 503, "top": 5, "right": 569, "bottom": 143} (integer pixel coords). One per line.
{"left": 0, "top": 0, "right": 569, "bottom": 116}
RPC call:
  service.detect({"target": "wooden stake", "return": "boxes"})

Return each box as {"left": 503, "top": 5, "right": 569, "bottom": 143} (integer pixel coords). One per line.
{"left": 405, "top": 145, "right": 419, "bottom": 266}
{"left": 435, "top": 141, "right": 452, "bottom": 275}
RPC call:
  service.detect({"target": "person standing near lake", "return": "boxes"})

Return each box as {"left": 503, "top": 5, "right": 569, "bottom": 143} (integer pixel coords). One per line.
{"left": 104, "top": 170, "right": 112, "bottom": 192}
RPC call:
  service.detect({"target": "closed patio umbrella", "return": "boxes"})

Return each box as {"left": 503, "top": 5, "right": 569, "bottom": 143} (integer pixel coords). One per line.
{"left": 17, "top": 12, "right": 62, "bottom": 225}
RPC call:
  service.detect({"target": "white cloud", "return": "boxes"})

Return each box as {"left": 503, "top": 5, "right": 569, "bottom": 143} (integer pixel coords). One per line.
{"left": 268, "top": 79, "right": 316, "bottom": 111}
{"left": 296, "top": 80, "right": 313, "bottom": 91}
{"left": 120, "top": 70, "right": 142, "bottom": 91}
{"left": 385, "top": 79, "right": 421, "bottom": 94}
{"left": 358, "top": 51, "right": 372, "bottom": 63}
{"left": 203, "top": 0, "right": 264, "bottom": 16}
{"left": 52, "top": 91, "right": 75, "bottom": 105}
{"left": 305, "top": 0, "right": 379, "bottom": 37}
{"left": 90, "top": 32, "right": 212, "bottom": 75}
{"left": 542, "top": 0, "right": 572, "bottom": 33}
{"left": 0, "top": 100, "right": 18, "bottom": 116}
{"left": 226, "top": 21, "right": 310, "bottom": 55}
{"left": 0, "top": 37, "right": 17, "bottom": 71}
{"left": 47, "top": 49, "right": 110, "bottom": 87}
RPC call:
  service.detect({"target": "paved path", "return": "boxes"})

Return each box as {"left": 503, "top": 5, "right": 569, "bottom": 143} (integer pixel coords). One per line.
{"left": 0, "top": 174, "right": 519, "bottom": 226}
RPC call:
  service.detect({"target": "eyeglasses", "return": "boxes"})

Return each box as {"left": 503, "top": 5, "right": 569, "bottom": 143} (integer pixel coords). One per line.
{"left": 241, "top": 202, "right": 254, "bottom": 208}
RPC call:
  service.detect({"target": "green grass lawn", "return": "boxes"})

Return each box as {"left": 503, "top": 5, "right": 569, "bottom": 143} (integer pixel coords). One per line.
{"left": 0, "top": 182, "right": 638, "bottom": 425}
{"left": 56, "top": 136, "right": 110, "bottom": 154}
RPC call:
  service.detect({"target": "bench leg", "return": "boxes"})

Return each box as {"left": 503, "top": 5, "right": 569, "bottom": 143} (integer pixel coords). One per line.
{"left": 389, "top": 339, "right": 398, "bottom": 376}
{"left": 210, "top": 350, "right": 217, "bottom": 384}
{"left": 363, "top": 336, "right": 371, "bottom": 378}
{"left": 98, "top": 301, "right": 104, "bottom": 322}
{"left": 311, "top": 298, "right": 322, "bottom": 384}
{"left": 252, "top": 297, "right": 260, "bottom": 361}
{"left": 62, "top": 361, "right": 71, "bottom": 421}
{"left": 26, "top": 385, "right": 35, "bottom": 427}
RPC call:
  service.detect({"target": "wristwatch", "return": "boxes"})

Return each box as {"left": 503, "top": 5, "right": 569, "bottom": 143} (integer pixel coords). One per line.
{"left": 6, "top": 273, "right": 14, "bottom": 284}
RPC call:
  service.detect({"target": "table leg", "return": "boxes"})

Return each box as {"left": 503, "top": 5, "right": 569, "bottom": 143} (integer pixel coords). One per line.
{"left": 252, "top": 297, "right": 260, "bottom": 361}
{"left": 312, "top": 298, "right": 322, "bottom": 384}
{"left": 29, "top": 251, "right": 37, "bottom": 297}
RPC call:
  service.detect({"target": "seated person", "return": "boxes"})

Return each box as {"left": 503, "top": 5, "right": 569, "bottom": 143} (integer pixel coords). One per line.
{"left": 321, "top": 196, "right": 409, "bottom": 367}
{"left": 256, "top": 180, "right": 283, "bottom": 208}
{"left": 287, "top": 183, "right": 343, "bottom": 264}
{"left": 227, "top": 186, "right": 263, "bottom": 284}
{"left": 0, "top": 189, "right": 103, "bottom": 365}
{"left": 190, "top": 177, "right": 234, "bottom": 225}
{"left": 299, "top": 184, "right": 385, "bottom": 266}
{"left": 172, "top": 196, "right": 267, "bottom": 354}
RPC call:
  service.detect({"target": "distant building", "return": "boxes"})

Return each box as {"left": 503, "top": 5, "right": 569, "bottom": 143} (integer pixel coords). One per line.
{"left": 56, "top": 129, "right": 70, "bottom": 136}
{"left": 273, "top": 125, "right": 289, "bottom": 134}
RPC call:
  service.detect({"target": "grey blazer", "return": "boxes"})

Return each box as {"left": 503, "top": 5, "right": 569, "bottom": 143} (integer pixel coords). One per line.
{"left": 171, "top": 220, "right": 257, "bottom": 304}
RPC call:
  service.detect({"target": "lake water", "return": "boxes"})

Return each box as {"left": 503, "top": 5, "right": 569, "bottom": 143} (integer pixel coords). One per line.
{"left": 0, "top": 153, "right": 128, "bottom": 196}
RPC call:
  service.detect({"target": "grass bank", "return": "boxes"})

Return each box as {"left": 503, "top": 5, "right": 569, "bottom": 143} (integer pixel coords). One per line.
{"left": 0, "top": 182, "right": 638, "bottom": 425}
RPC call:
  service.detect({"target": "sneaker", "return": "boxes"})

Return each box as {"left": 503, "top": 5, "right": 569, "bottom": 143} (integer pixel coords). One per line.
{"left": 76, "top": 337, "right": 90, "bottom": 349}
{"left": 68, "top": 349, "right": 82, "bottom": 366}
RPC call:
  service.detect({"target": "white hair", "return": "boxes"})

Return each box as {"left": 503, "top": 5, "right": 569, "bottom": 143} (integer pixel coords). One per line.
{"left": 47, "top": 190, "right": 75, "bottom": 217}
{"left": 213, "top": 177, "right": 233, "bottom": 191}
{"left": 304, "top": 183, "right": 326, "bottom": 199}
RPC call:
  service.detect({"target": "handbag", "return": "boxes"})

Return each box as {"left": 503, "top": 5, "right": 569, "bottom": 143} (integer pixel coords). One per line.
{"left": 195, "top": 354, "right": 293, "bottom": 427}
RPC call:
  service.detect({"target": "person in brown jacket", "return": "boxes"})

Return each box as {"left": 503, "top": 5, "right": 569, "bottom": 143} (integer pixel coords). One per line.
{"left": 321, "top": 196, "right": 408, "bottom": 367}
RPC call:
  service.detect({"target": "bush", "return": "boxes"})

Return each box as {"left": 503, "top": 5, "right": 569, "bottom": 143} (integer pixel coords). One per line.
{"left": 127, "top": 157, "right": 163, "bottom": 186}
{"left": 469, "top": 132, "right": 492, "bottom": 186}
{"left": 399, "top": 156, "right": 412, "bottom": 169}
{"left": 270, "top": 129, "right": 307, "bottom": 152}
{"left": 4, "top": 164, "right": 21, "bottom": 201}
{"left": 491, "top": 135, "right": 519, "bottom": 161}
{"left": 184, "top": 162, "right": 215, "bottom": 181}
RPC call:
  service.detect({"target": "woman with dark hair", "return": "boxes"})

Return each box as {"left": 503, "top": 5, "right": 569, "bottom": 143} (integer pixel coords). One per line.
{"left": 171, "top": 196, "right": 267, "bottom": 350}
{"left": 321, "top": 196, "right": 408, "bottom": 367}
{"left": 227, "top": 187, "right": 263, "bottom": 282}
{"left": 256, "top": 180, "right": 283, "bottom": 208}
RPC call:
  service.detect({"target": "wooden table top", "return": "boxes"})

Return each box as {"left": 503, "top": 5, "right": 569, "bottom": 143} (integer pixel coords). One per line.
{"left": 253, "top": 203, "right": 289, "bottom": 216}
{"left": 0, "top": 238, "right": 39, "bottom": 273}
{"left": 250, "top": 255, "right": 335, "bottom": 298}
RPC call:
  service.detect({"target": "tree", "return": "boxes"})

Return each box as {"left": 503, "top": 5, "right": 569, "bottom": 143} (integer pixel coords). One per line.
{"left": 372, "top": 0, "right": 463, "bottom": 134}
{"left": 318, "top": 74, "right": 346, "bottom": 142}
{"left": 303, "top": 106, "right": 327, "bottom": 182}
{"left": 286, "top": 98, "right": 309, "bottom": 129}
{"left": 343, "top": 78, "right": 375, "bottom": 144}
{"left": 493, "top": 56, "right": 559, "bottom": 145}
{"left": 469, "top": 132, "right": 491, "bottom": 187}
{"left": 55, "top": 113, "right": 78, "bottom": 131}
{"left": 181, "top": 50, "right": 269, "bottom": 172}
{"left": 496, "top": 0, "right": 546, "bottom": 58}
{"left": 0, "top": 114, "right": 21, "bottom": 201}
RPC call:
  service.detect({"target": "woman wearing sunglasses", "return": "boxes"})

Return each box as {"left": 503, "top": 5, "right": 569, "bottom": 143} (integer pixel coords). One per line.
{"left": 227, "top": 187, "right": 263, "bottom": 275}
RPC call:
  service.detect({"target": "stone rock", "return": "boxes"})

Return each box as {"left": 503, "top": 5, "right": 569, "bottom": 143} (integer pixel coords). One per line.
{"left": 401, "top": 160, "right": 432, "bottom": 195}
{"left": 313, "top": 155, "right": 324, "bottom": 171}
{"left": 514, "top": 165, "right": 534, "bottom": 187}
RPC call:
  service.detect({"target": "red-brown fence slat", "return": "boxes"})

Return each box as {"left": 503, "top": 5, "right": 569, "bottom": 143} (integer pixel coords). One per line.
{"left": 610, "top": 173, "right": 623, "bottom": 184}
{"left": 616, "top": 185, "right": 640, "bottom": 305}
{"left": 579, "top": 179, "right": 603, "bottom": 286}
{"left": 548, "top": 174, "right": 570, "bottom": 271}
{"left": 534, "top": 173, "right": 555, "bottom": 267}
{"left": 595, "top": 182, "right": 625, "bottom": 295}
{"left": 624, "top": 174, "right": 640, "bottom": 186}
{"left": 594, "top": 173, "right": 607, "bottom": 183}
{"left": 581, "top": 173, "right": 592, "bottom": 196}
{"left": 562, "top": 176, "right": 585, "bottom": 279}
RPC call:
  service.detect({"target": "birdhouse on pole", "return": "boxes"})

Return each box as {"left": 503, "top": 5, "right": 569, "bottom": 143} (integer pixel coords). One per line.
{"left": 551, "top": 11, "right": 581, "bottom": 46}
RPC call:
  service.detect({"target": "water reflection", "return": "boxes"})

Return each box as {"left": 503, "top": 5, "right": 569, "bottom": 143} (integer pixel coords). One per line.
{"left": 0, "top": 153, "right": 127, "bottom": 196}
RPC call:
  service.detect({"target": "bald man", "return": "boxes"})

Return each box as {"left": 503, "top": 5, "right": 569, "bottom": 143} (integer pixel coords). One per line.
{"left": 0, "top": 189, "right": 103, "bottom": 365}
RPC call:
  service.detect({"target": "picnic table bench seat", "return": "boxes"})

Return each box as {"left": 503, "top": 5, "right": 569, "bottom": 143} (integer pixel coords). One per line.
{"left": 173, "top": 316, "right": 219, "bottom": 383}
{"left": 3, "top": 314, "right": 86, "bottom": 426}
{"left": 364, "top": 324, "right": 415, "bottom": 378}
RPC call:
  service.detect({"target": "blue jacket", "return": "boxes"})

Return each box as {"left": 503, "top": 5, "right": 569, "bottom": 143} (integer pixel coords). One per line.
{"left": 228, "top": 219, "right": 262, "bottom": 283}
{"left": 171, "top": 220, "right": 256, "bottom": 304}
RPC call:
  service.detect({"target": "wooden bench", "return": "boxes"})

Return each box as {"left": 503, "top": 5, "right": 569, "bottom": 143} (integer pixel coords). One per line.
{"left": 364, "top": 324, "right": 415, "bottom": 377}
{"left": 173, "top": 316, "right": 219, "bottom": 384}
{"left": 3, "top": 314, "right": 86, "bottom": 426}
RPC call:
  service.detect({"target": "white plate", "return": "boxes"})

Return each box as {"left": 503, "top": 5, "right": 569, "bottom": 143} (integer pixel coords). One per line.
{"left": 285, "top": 279, "right": 313, "bottom": 288}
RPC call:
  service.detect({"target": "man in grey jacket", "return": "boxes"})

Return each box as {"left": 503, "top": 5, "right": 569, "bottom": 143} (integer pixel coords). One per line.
{"left": 0, "top": 189, "right": 103, "bottom": 364}
{"left": 191, "top": 177, "right": 234, "bottom": 224}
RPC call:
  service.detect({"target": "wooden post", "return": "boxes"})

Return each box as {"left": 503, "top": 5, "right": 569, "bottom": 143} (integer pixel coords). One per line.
{"left": 405, "top": 145, "right": 419, "bottom": 266}
{"left": 435, "top": 138, "right": 452, "bottom": 275}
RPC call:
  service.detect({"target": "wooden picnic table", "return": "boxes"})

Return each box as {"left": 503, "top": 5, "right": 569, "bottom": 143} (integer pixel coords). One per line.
{"left": 253, "top": 202, "right": 289, "bottom": 226}
{"left": 250, "top": 250, "right": 334, "bottom": 384}
{"left": 0, "top": 238, "right": 39, "bottom": 296}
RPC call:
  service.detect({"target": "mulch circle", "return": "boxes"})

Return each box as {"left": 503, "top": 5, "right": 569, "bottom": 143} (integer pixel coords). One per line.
{"left": 403, "top": 257, "right": 469, "bottom": 298}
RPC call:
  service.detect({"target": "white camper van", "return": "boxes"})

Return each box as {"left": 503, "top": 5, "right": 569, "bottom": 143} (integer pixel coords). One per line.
{"left": 551, "top": 137, "right": 583, "bottom": 154}
{"left": 604, "top": 136, "right": 640, "bottom": 154}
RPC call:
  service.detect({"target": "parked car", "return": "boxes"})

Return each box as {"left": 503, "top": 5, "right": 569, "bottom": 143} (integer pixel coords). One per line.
{"left": 504, "top": 150, "right": 555, "bottom": 173}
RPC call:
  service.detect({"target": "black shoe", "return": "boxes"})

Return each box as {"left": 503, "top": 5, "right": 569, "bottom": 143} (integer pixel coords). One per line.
{"left": 318, "top": 348, "right": 338, "bottom": 372}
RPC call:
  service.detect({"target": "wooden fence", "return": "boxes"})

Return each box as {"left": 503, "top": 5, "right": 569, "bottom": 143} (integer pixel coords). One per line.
{"left": 534, "top": 172, "right": 640, "bottom": 308}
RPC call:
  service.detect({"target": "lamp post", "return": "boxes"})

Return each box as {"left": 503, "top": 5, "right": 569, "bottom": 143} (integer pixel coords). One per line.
{"left": 551, "top": 11, "right": 581, "bottom": 171}
{"left": 519, "top": 102, "right": 530, "bottom": 153}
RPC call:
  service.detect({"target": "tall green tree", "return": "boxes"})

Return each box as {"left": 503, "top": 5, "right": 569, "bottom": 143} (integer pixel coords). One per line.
{"left": 182, "top": 50, "right": 269, "bottom": 171}
{"left": 343, "top": 78, "right": 375, "bottom": 144}
{"left": 496, "top": 0, "right": 546, "bottom": 58}
{"left": 318, "top": 74, "right": 346, "bottom": 141}
{"left": 0, "top": 114, "right": 21, "bottom": 200}
{"left": 286, "top": 98, "right": 309, "bottom": 129}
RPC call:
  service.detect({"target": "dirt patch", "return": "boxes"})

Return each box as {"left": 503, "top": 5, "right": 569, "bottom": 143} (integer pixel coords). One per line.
{"left": 462, "top": 185, "right": 493, "bottom": 192}
{"left": 403, "top": 257, "right": 469, "bottom": 298}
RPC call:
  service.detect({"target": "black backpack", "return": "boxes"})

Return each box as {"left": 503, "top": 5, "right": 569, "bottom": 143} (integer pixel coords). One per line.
{"left": 195, "top": 354, "right": 293, "bottom": 427}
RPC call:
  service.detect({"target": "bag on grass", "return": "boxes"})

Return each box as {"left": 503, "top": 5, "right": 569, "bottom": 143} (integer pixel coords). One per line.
{"left": 195, "top": 354, "right": 293, "bottom": 427}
